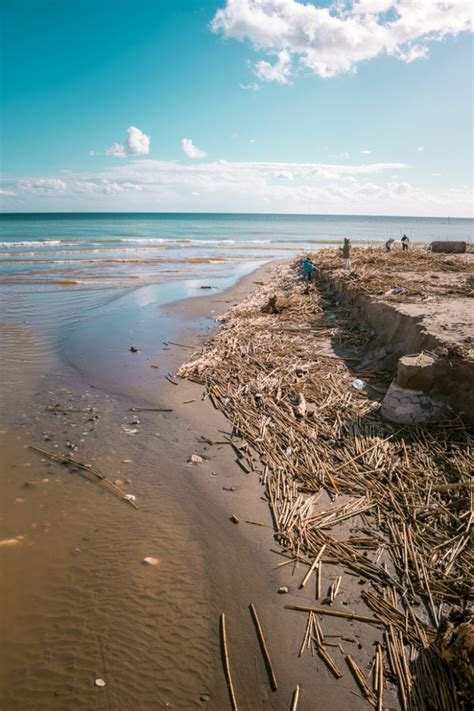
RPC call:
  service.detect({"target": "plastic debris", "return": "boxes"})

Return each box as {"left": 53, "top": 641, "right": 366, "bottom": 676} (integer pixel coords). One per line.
{"left": 95, "top": 679, "right": 106, "bottom": 688}
{"left": 230, "top": 514, "right": 240, "bottom": 524}
{"left": 143, "top": 557, "right": 159, "bottom": 566}
{"left": 123, "top": 494, "right": 136, "bottom": 503}
{"left": 352, "top": 379, "right": 365, "bottom": 391}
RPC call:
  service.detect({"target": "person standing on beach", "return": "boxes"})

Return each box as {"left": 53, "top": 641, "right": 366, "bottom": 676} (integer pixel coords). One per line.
{"left": 342, "top": 238, "right": 351, "bottom": 270}
{"left": 401, "top": 234, "right": 410, "bottom": 251}
{"left": 301, "top": 257, "right": 315, "bottom": 282}
{"left": 385, "top": 238, "right": 395, "bottom": 253}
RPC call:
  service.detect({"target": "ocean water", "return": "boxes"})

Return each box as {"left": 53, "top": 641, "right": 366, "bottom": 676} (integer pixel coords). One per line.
{"left": 0, "top": 212, "right": 472, "bottom": 414}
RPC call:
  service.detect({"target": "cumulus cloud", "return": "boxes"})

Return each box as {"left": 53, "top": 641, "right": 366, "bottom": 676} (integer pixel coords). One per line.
{"left": 254, "top": 50, "right": 291, "bottom": 84}
{"left": 211, "top": 0, "right": 473, "bottom": 79}
{"left": 106, "top": 126, "right": 150, "bottom": 158}
{"left": 2, "top": 159, "right": 471, "bottom": 216}
{"left": 181, "top": 138, "right": 208, "bottom": 159}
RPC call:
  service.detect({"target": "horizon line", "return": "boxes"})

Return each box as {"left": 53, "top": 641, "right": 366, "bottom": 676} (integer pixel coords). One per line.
{"left": 0, "top": 211, "right": 472, "bottom": 220}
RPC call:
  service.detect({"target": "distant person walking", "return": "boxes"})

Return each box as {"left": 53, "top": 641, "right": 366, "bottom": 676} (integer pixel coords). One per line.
{"left": 401, "top": 234, "right": 410, "bottom": 251}
{"left": 342, "top": 238, "right": 351, "bottom": 270}
{"left": 385, "top": 238, "right": 395, "bottom": 253}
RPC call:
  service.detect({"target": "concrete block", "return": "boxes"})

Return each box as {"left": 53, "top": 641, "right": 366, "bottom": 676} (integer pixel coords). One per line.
{"left": 381, "top": 381, "right": 446, "bottom": 424}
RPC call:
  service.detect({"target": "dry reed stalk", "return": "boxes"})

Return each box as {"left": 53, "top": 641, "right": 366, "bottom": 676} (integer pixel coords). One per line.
{"left": 249, "top": 603, "right": 278, "bottom": 691}
{"left": 220, "top": 613, "right": 239, "bottom": 711}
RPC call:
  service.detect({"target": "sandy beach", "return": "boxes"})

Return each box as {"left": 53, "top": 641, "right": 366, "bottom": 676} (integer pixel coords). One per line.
{"left": 1, "top": 247, "right": 473, "bottom": 710}
{"left": 1, "top": 261, "right": 369, "bottom": 710}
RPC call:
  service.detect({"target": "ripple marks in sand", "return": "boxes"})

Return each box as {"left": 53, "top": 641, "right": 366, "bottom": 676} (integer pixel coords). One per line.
{"left": 0, "top": 471, "right": 215, "bottom": 710}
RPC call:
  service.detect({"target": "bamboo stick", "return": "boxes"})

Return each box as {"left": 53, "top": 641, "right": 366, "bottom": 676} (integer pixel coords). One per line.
{"left": 220, "top": 613, "right": 238, "bottom": 711}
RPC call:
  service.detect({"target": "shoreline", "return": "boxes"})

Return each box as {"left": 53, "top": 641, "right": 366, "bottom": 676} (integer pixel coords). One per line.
{"left": 2, "top": 258, "right": 343, "bottom": 710}
{"left": 1, "top": 248, "right": 472, "bottom": 709}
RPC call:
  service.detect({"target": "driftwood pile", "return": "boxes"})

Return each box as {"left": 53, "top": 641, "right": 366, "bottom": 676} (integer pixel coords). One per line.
{"left": 311, "top": 247, "right": 474, "bottom": 300}
{"left": 179, "top": 258, "right": 473, "bottom": 710}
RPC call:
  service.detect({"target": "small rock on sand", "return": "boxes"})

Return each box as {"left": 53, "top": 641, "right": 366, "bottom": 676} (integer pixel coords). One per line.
{"left": 114, "top": 479, "right": 124, "bottom": 487}
{"left": 95, "top": 678, "right": 106, "bottom": 688}
{"left": 277, "top": 586, "right": 289, "bottom": 594}
{"left": 189, "top": 454, "right": 203, "bottom": 464}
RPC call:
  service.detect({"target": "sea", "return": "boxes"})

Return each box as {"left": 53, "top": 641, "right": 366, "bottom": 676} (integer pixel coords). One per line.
{"left": 0, "top": 212, "right": 472, "bottom": 413}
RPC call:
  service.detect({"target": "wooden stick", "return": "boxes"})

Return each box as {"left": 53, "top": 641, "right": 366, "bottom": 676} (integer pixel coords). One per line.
{"left": 249, "top": 603, "right": 278, "bottom": 691}
{"left": 129, "top": 407, "right": 172, "bottom": 412}
{"left": 285, "top": 605, "right": 381, "bottom": 625}
{"left": 220, "top": 613, "right": 239, "bottom": 711}
{"left": 29, "top": 445, "right": 139, "bottom": 509}
{"left": 290, "top": 685, "right": 300, "bottom": 711}
{"left": 299, "top": 544, "right": 326, "bottom": 589}
{"left": 346, "top": 655, "right": 376, "bottom": 704}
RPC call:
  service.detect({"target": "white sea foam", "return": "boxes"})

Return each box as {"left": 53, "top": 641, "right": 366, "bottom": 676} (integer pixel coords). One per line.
{"left": 0, "top": 240, "right": 63, "bottom": 247}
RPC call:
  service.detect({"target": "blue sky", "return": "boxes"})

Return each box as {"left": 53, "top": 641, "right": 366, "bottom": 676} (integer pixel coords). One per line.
{"left": 0, "top": 0, "right": 472, "bottom": 215}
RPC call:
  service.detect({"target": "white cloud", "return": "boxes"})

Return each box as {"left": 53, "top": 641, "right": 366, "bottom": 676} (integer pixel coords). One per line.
{"left": 239, "top": 82, "right": 261, "bottom": 90}
{"left": 17, "top": 178, "right": 67, "bottom": 194}
{"left": 254, "top": 50, "right": 291, "bottom": 84}
{"left": 181, "top": 138, "right": 208, "bottom": 159}
{"left": 417, "top": 146, "right": 424, "bottom": 151}
{"left": 105, "top": 126, "right": 150, "bottom": 158}
{"left": 360, "top": 149, "right": 372, "bottom": 155}
{"left": 211, "top": 0, "right": 473, "bottom": 79}
{"left": 1, "top": 159, "right": 471, "bottom": 217}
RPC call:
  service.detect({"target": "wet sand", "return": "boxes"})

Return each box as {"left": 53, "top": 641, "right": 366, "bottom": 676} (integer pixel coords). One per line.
{"left": 1, "top": 262, "right": 376, "bottom": 710}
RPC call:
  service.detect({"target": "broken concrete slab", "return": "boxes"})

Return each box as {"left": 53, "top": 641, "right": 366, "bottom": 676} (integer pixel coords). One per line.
{"left": 380, "top": 381, "right": 446, "bottom": 424}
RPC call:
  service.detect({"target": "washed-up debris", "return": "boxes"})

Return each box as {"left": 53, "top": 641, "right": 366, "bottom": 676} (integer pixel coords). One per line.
{"left": 290, "top": 684, "right": 300, "bottom": 711}
{"left": 130, "top": 407, "right": 172, "bottom": 412}
{"left": 229, "top": 514, "right": 240, "bottom": 524}
{"left": 277, "top": 586, "right": 289, "bottom": 594}
{"left": 189, "top": 454, "right": 203, "bottom": 465}
{"left": 351, "top": 378, "right": 365, "bottom": 390}
{"left": 220, "top": 613, "right": 239, "bottom": 711}
{"left": 0, "top": 537, "right": 22, "bottom": 547}
{"left": 95, "top": 678, "right": 106, "bottom": 688}
{"left": 129, "top": 346, "right": 138, "bottom": 353}
{"left": 249, "top": 602, "right": 278, "bottom": 691}
{"left": 29, "top": 445, "right": 139, "bottom": 509}
{"left": 178, "top": 256, "right": 473, "bottom": 709}
{"left": 143, "top": 557, "right": 159, "bottom": 566}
